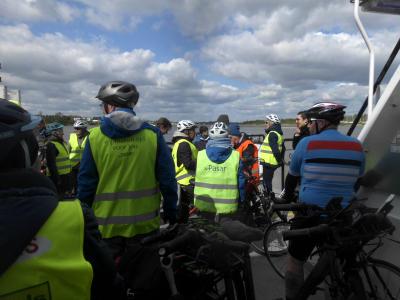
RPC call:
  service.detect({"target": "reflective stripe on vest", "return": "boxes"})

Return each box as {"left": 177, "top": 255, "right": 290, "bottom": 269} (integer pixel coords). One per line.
{"left": 259, "top": 131, "right": 283, "bottom": 166}
{"left": 194, "top": 149, "right": 239, "bottom": 214}
{"left": 172, "top": 139, "right": 198, "bottom": 186}
{"left": 0, "top": 200, "right": 93, "bottom": 300}
{"left": 96, "top": 210, "right": 159, "bottom": 226}
{"left": 94, "top": 187, "right": 160, "bottom": 202}
{"left": 236, "top": 139, "right": 260, "bottom": 181}
{"left": 47, "top": 141, "right": 71, "bottom": 175}
{"left": 89, "top": 127, "right": 161, "bottom": 239}
{"left": 69, "top": 132, "right": 88, "bottom": 167}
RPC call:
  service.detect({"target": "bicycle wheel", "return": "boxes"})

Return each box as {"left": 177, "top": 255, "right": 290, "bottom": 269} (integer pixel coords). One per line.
{"left": 264, "top": 221, "right": 291, "bottom": 278}
{"left": 360, "top": 258, "right": 400, "bottom": 299}
{"left": 264, "top": 221, "right": 321, "bottom": 279}
{"left": 249, "top": 216, "right": 270, "bottom": 255}
{"left": 250, "top": 239, "right": 266, "bottom": 256}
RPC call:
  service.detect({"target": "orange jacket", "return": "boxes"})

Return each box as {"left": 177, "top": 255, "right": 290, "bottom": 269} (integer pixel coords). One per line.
{"left": 236, "top": 139, "right": 260, "bottom": 183}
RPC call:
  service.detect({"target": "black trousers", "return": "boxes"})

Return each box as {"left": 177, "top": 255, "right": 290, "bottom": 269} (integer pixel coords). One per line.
{"left": 104, "top": 229, "right": 159, "bottom": 259}
{"left": 70, "top": 165, "right": 80, "bottom": 195}
{"left": 178, "top": 184, "right": 194, "bottom": 223}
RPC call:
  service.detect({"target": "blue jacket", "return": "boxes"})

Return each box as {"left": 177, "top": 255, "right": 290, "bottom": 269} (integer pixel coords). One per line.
{"left": 78, "top": 108, "right": 178, "bottom": 222}
{"left": 289, "top": 129, "right": 365, "bottom": 207}
{"left": 205, "top": 141, "right": 246, "bottom": 203}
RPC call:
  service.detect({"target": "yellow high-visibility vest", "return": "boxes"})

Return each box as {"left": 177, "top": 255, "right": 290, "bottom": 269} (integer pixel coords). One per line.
{"left": 89, "top": 127, "right": 161, "bottom": 238}
{"left": 69, "top": 132, "right": 88, "bottom": 167}
{"left": 194, "top": 149, "right": 240, "bottom": 214}
{"left": 0, "top": 200, "right": 93, "bottom": 300}
{"left": 47, "top": 141, "right": 71, "bottom": 175}
{"left": 259, "top": 131, "right": 283, "bottom": 166}
{"left": 172, "top": 139, "right": 198, "bottom": 186}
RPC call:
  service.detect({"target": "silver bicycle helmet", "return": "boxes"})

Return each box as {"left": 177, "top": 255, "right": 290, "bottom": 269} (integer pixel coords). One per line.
{"left": 96, "top": 81, "right": 139, "bottom": 107}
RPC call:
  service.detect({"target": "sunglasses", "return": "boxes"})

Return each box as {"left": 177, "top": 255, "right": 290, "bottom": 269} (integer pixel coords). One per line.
{"left": 308, "top": 118, "right": 323, "bottom": 124}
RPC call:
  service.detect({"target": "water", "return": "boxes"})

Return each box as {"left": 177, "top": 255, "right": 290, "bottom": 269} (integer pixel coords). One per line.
{"left": 63, "top": 124, "right": 363, "bottom": 144}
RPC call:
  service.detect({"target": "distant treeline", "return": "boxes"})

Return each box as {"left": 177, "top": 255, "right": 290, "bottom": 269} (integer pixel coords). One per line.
{"left": 242, "top": 114, "right": 367, "bottom": 125}
{"left": 40, "top": 112, "right": 367, "bottom": 126}
{"left": 40, "top": 112, "right": 100, "bottom": 125}
{"left": 242, "top": 119, "right": 295, "bottom": 125}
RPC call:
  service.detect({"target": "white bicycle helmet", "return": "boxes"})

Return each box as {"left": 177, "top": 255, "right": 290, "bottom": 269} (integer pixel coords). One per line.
{"left": 73, "top": 119, "right": 88, "bottom": 128}
{"left": 209, "top": 122, "right": 229, "bottom": 139}
{"left": 265, "top": 113, "right": 280, "bottom": 124}
{"left": 177, "top": 120, "right": 196, "bottom": 132}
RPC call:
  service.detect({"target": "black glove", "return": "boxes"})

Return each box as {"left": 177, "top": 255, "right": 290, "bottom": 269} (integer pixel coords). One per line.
{"left": 278, "top": 189, "right": 295, "bottom": 203}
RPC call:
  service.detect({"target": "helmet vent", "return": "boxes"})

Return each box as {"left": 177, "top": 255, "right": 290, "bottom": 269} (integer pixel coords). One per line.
{"left": 111, "top": 83, "right": 122, "bottom": 88}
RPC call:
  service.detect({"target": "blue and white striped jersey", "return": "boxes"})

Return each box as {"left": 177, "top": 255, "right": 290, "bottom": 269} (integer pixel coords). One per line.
{"left": 289, "top": 129, "right": 365, "bottom": 207}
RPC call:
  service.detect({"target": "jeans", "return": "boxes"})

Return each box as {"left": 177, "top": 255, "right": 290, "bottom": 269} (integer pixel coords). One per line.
{"left": 261, "top": 163, "right": 278, "bottom": 193}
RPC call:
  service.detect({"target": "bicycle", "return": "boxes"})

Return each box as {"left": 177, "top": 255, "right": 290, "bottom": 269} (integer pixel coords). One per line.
{"left": 263, "top": 201, "right": 322, "bottom": 279}
{"left": 240, "top": 177, "right": 293, "bottom": 256}
{"left": 137, "top": 218, "right": 256, "bottom": 300}
{"left": 282, "top": 194, "right": 399, "bottom": 299}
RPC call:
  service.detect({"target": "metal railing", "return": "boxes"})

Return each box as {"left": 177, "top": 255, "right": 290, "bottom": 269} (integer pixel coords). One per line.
{"left": 347, "top": 36, "right": 400, "bottom": 136}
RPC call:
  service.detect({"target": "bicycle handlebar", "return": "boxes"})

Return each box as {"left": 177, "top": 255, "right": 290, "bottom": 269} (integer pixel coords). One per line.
{"left": 141, "top": 224, "right": 180, "bottom": 245}
{"left": 272, "top": 203, "right": 321, "bottom": 212}
{"left": 159, "top": 228, "right": 249, "bottom": 256}
{"left": 282, "top": 224, "right": 330, "bottom": 241}
{"left": 283, "top": 211, "right": 395, "bottom": 242}
{"left": 159, "top": 229, "right": 202, "bottom": 254}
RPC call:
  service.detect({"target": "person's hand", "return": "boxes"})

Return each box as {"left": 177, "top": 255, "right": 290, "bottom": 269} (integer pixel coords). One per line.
{"left": 277, "top": 189, "right": 295, "bottom": 203}
{"left": 358, "top": 170, "right": 383, "bottom": 187}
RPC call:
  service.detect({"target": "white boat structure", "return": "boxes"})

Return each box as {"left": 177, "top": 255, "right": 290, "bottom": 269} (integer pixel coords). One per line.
{"left": 351, "top": 0, "right": 400, "bottom": 268}
{"left": 0, "top": 64, "right": 22, "bottom": 106}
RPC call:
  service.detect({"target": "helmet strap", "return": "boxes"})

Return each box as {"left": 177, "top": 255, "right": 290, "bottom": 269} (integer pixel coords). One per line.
{"left": 238, "top": 134, "right": 244, "bottom": 144}
{"left": 20, "top": 139, "right": 31, "bottom": 168}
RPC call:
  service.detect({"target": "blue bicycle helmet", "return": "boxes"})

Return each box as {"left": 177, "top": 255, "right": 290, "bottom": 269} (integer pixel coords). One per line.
{"left": 45, "top": 122, "right": 64, "bottom": 135}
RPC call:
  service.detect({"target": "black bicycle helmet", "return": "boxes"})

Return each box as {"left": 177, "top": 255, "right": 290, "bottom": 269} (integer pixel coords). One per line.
{"left": 96, "top": 81, "right": 139, "bottom": 107}
{"left": 305, "top": 102, "right": 346, "bottom": 124}
{"left": 0, "top": 100, "right": 41, "bottom": 167}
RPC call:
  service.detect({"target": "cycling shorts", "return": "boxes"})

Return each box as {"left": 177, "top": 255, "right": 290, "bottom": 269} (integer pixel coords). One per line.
{"left": 287, "top": 214, "right": 321, "bottom": 261}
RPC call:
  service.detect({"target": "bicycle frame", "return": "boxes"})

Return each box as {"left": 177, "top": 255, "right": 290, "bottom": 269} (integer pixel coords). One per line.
{"left": 296, "top": 242, "right": 367, "bottom": 299}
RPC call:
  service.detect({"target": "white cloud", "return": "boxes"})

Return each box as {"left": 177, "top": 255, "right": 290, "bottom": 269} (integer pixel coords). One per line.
{"left": 1, "top": 2, "right": 399, "bottom": 122}
{"left": 0, "top": 24, "right": 256, "bottom": 121}
{"left": 202, "top": 18, "right": 399, "bottom": 87}
{"left": 0, "top": 0, "right": 79, "bottom": 23}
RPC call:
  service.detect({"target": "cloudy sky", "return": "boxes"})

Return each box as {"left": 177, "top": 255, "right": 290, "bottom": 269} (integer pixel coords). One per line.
{"left": 1, "top": 0, "right": 399, "bottom": 121}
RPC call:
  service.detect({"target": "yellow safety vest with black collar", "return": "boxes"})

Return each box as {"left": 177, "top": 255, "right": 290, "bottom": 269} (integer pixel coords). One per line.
{"left": 89, "top": 127, "right": 161, "bottom": 239}
{"left": 194, "top": 149, "right": 240, "bottom": 214}
{"left": 172, "top": 139, "right": 198, "bottom": 186}
{"left": 69, "top": 132, "right": 88, "bottom": 168}
{"left": 259, "top": 131, "right": 283, "bottom": 166}
{"left": 47, "top": 140, "right": 71, "bottom": 175}
{"left": 0, "top": 200, "right": 93, "bottom": 300}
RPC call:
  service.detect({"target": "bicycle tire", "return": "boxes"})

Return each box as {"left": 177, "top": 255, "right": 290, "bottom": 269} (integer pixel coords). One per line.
{"left": 360, "top": 258, "right": 400, "bottom": 299}
{"left": 264, "top": 221, "right": 291, "bottom": 278}
{"left": 264, "top": 221, "right": 321, "bottom": 280}
{"left": 250, "top": 229, "right": 268, "bottom": 256}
